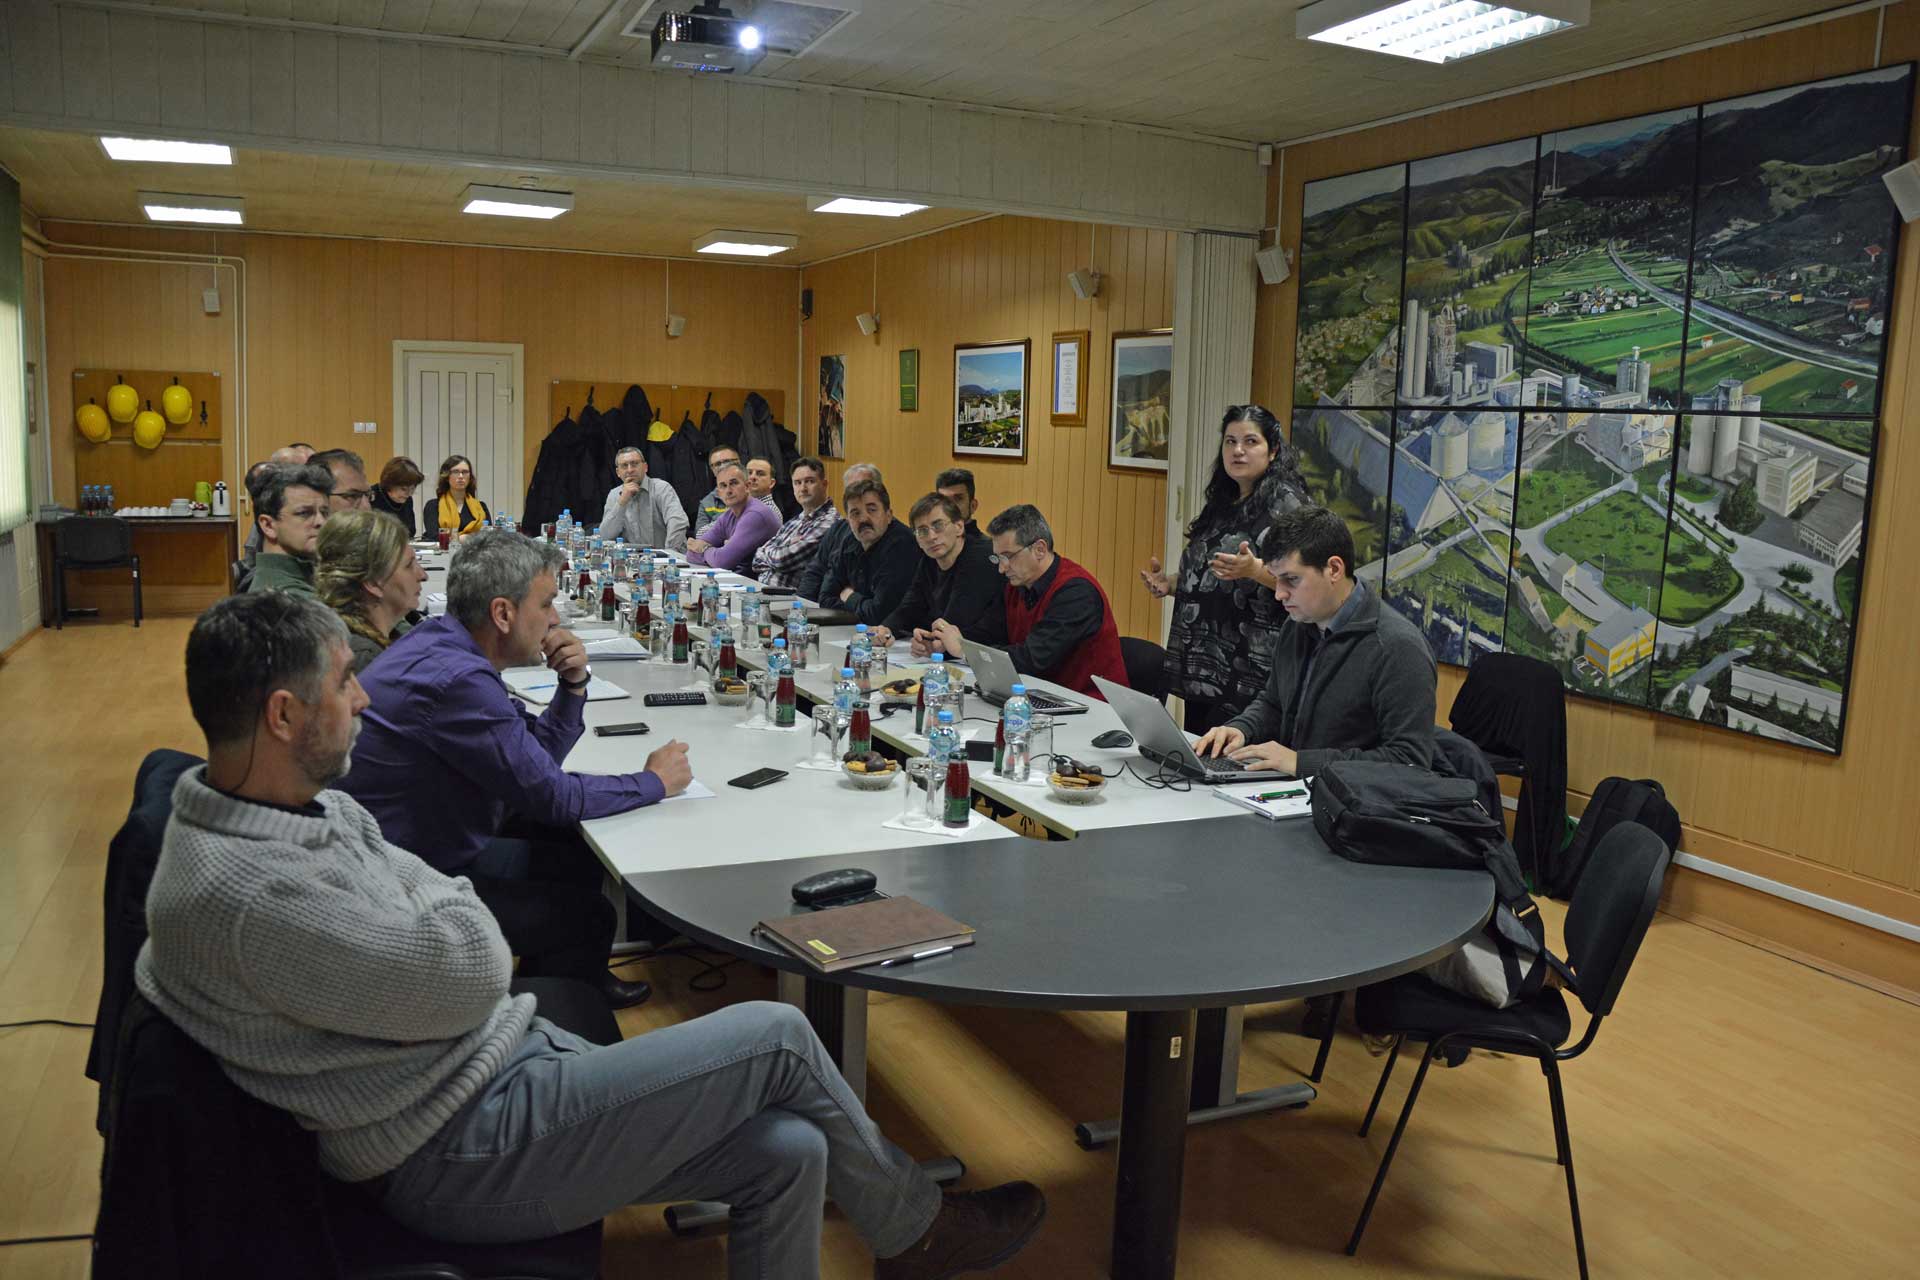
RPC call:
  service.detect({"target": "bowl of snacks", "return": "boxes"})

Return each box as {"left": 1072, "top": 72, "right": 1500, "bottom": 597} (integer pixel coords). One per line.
{"left": 712, "top": 675, "right": 753, "bottom": 706}
{"left": 1047, "top": 761, "right": 1108, "bottom": 804}
{"left": 880, "top": 677, "right": 921, "bottom": 702}
{"left": 841, "top": 750, "right": 902, "bottom": 791}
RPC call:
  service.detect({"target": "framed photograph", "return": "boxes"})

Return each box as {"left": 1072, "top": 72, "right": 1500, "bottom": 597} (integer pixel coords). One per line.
{"left": 899, "top": 348, "right": 919, "bottom": 413}
{"left": 953, "top": 340, "right": 1029, "bottom": 458}
{"left": 1050, "top": 330, "right": 1089, "bottom": 426}
{"left": 1109, "top": 330, "right": 1173, "bottom": 471}
{"left": 817, "top": 355, "right": 846, "bottom": 459}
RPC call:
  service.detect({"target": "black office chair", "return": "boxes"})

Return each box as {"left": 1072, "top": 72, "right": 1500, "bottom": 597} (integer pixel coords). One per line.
{"left": 53, "top": 515, "right": 141, "bottom": 627}
{"left": 230, "top": 558, "right": 252, "bottom": 595}
{"left": 1344, "top": 822, "right": 1673, "bottom": 1280}
{"left": 1119, "top": 637, "right": 1167, "bottom": 701}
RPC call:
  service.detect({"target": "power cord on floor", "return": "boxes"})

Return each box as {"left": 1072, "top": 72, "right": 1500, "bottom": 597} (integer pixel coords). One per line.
{"left": 0, "top": 1019, "right": 94, "bottom": 1030}
{"left": 611, "top": 943, "right": 741, "bottom": 993}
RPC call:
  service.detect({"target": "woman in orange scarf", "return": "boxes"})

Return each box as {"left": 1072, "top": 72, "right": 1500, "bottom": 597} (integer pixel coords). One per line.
{"left": 429, "top": 454, "right": 492, "bottom": 537}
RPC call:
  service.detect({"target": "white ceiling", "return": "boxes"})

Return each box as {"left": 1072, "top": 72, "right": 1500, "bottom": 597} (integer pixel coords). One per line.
{"left": 0, "top": 126, "right": 983, "bottom": 261}
{"left": 107, "top": 0, "right": 1865, "bottom": 142}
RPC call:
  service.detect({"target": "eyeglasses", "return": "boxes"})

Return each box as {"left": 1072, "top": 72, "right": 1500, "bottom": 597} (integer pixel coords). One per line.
{"left": 615, "top": 460, "right": 645, "bottom": 473}
{"left": 988, "top": 542, "right": 1033, "bottom": 566}
{"left": 912, "top": 519, "right": 954, "bottom": 542}
{"left": 334, "top": 489, "right": 372, "bottom": 505}
{"left": 447, "top": 468, "right": 472, "bottom": 477}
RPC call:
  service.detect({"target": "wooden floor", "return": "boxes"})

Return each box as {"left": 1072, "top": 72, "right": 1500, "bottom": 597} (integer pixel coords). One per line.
{"left": 4, "top": 618, "right": 1919, "bottom": 1279}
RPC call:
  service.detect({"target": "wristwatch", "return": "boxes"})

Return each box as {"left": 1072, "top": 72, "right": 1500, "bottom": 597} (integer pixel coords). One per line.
{"left": 560, "top": 670, "right": 592, "bottom": 693}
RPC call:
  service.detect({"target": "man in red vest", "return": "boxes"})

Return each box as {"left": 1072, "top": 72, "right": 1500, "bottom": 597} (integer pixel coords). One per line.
{"left": 929, "top": 504, "right": 1128, "bottom": 699}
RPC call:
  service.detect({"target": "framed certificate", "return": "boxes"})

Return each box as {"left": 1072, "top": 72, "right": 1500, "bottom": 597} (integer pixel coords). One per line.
{"left": 1050, "top": 330, "right": 1089, "bottom": 426}
{"left": 899, "top": 348, "right": 919, "bottom": 413}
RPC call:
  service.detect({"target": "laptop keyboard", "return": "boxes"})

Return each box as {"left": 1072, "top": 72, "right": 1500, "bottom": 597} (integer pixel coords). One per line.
{"left": 1027, "top": 690, "right": 1078, "bottom": 711}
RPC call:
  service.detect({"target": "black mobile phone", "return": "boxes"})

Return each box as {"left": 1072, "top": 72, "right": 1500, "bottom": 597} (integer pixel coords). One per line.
{"left": 593, "top": 722, "right": 651, "bottom": 737}
{"left": 728, "top": 767, "right": 789, "bottom": 790}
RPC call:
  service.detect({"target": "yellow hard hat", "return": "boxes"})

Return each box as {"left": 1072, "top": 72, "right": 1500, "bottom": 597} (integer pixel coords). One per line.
{"left": 76, "top": 398, "right": 111, "bottom": 443}
{"left": 133, "top": 401, "right": 166, "bottom": 450}
{"left": 161, "top": 378, "right": 193, "bottom": 425}
{"left": 107, "top": 375, "right": 138, "bottom": 423}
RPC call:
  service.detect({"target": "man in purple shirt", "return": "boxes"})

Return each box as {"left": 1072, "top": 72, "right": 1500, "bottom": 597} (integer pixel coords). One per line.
{"left": 688, "top": 460, "right": 780, "bottom": 571}
{"left": 342, "top": 529, "right": 691, "bottom": 1009}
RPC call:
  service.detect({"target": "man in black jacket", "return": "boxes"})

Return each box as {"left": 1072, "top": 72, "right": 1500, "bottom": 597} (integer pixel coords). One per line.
{"left": 819, "top": 477, "right": 917, "bottom": 626}
{"left": 796, "top": 462, "right": 880, "bottom": 601}
{"left": 1195, "top": 505, "right": 1435, "bottom": 775}
{"left": 872, "top": 493, "right": 1005, "bottom": 655}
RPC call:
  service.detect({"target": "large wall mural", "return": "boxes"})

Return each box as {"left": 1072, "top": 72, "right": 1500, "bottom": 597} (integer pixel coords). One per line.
{"left": 1290, "top": 65, "right": 1913, "bottom": 754}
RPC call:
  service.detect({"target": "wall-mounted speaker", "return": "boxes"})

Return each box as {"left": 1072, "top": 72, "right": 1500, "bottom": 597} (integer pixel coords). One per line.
{"left": 665, "top": 313, "right": 687, "bottom": 338}
{"left": 1254, "top": 244, "right": 1290, "bottom": 286}
{"left": 1885, "top": 159, "right": 1920, "bottom": 224}
{"left": 855, "top": 312, "right": 879, "bottom": 336}
{"left": 1067, "top": 269, "right": 1101, "bottom": 300}
{"left": 800, "top": 288, "right": 814, "bottom": 319}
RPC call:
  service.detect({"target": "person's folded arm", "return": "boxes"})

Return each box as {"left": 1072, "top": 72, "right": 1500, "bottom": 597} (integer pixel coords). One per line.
{"left": 660, "top": 486, "right": 689, "bottom": 552}
{"left": 435, "top": 665, "right": 664, "bottom": 826}
{"left": 945, "top": 553, "right": 1008, "bottom": 645}
{"left": 697, "top": 507, "right": 777, "bottom": 572}
{"left": 233, "top": 866, "right": 512, "bottom": 1042}
{"left": 1006, "top": 579, "right": 1100, "bottom": 676}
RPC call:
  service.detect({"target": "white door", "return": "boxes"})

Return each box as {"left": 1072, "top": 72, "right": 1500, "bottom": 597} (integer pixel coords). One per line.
{"left": 395, "top": 347, "right": 520, "bottom": 519}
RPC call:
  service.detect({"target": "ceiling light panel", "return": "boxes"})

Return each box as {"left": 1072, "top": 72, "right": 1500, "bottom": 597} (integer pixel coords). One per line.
{"left": 694, "top": 230, "right": 799, "bottom": 257}
{"left": 101, "top": 136, "right": 234, "bottom": 165}
{"left": 460, "top": 183, "right": 574, "bottom": 219}
{"left": 809, "top": 196, "right": 929, "bottom": 217}
{"left": 1297, "top": 0, "right": 1589, "bottom": 64}
{"left": 138, "top": 191, "right": 244, "bottom": 224}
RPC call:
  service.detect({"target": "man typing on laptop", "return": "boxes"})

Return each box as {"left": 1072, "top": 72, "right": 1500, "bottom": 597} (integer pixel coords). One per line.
{"left": 1193, "top": 505, "right": 1435, "bottom": 777}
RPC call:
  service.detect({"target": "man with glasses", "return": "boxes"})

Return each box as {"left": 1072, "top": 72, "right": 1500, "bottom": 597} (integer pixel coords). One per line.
{"left": 819, "top": 477, "right": 918, "bottom": 626}
{"left": 599, "top": 446, "right": 688, "bottom": 552}
{"left": 310, "top": 449, "right": 374, "bottom": 513}
{"left": 751, "top": 456, "right": 840, "bottom": 590}
{"left": 872, "top": 493, "right": 1004, "bottom": 657}
{"left": 245, "top": 463, "right": 335, "bottom": 598}
{"left": 929, "top": 504, "right": 1127, "bottom": 699}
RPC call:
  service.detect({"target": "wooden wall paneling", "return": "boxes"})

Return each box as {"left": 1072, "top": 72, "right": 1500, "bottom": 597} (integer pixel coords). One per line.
{"left": 1254, "top": 5, "right": 1920, "bottom": 936}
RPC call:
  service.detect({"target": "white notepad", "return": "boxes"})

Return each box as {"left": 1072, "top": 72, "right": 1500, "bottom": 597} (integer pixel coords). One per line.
{"left": 502, "top": 670, "right": 632, "bottom": 704}
{"left": 1213, "top": 779, "right": 1314, "bottom": 821}
{"left": 582, "top": 635, "right": 649, "bottom": 661}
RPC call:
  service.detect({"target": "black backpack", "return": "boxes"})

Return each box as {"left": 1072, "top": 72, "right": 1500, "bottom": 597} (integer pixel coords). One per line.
{"left": 1312, "top": 761, "right": 1563, "bottom": 1007}
{"left": 1550, "top": 777, "right": 1680, "bottom": 900}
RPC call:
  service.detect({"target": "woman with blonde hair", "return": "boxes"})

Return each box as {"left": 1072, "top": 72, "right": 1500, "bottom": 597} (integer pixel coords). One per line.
{"left": 316, "top": 509, "right": 429, "bottom": 673}
{"left": 428, "top": 454, "right": 491, "bottom": 537}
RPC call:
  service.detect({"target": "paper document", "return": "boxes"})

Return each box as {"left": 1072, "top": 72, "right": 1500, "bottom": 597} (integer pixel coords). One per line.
{"left": 662, "top": 780, "right": 716, "bottom": 804}
{"left": 1214, "top": 779, "right": 1314, "bottom": 821}
{"left": 583, "top": 635, "right": 649, "bottom": 660}
{"left": 502, "top": 670, "right": 632, "bottom": 704}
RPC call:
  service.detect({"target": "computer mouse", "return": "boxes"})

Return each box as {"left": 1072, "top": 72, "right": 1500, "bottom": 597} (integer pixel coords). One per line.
{"left": 1091, "top": 729, "right": 1134, "bottom": 750}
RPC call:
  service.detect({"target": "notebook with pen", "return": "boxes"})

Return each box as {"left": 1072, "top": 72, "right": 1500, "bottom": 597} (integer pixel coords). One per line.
{"left": 754, "top": 896, "right": 975, "bottom": 973}
{"left": 501, "top": 669, "right": 632, "bottom": 704}
{"left": 1214, "top": 778, "right": 1315, "bottom": 821}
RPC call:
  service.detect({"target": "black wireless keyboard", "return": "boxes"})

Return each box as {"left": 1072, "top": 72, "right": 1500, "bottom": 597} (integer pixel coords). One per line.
{"left": 643, "top": 691, "right": 709, "bottom": 707}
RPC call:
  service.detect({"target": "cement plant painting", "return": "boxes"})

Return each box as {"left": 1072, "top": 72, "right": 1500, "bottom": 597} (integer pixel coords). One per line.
{"left": 1288, "top": 64, "right": 1912, "bottom": 754}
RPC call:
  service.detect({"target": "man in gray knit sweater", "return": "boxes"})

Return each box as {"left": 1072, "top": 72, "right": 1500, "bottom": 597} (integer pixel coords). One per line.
{"left": 136, "top": 594, "right": 1044, "bottom": 1279}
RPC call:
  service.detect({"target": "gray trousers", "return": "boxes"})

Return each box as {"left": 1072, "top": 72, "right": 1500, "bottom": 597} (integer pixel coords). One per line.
{"left": 378, "top": 1001, "right": 941, "bottom": 1280}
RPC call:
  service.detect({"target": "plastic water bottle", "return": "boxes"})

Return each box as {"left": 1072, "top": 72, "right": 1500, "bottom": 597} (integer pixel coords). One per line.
{"left": 834, "top": 667, "right": 860, "bottom": 718}
{"left": 743, "top": 586, "right": 762, "bottom": 645}
{"left": 701, "top": 572, "right": 721, "bottom": 627}
{"left": 923, "top": 651, "right": 951, "bottom": 713}
{"left": 556, "top": 509, "right": 572, "bottom": 540}
{"left": 926, "top": 709, "right": 961, "bottom": 821}
{"left": 785, "top": 600, "right": 809, "bottom": 669}
{"left": 767, "top": 636, "right": 790, "bottom": 676}
{"left": 849, "top": 623, "right": 873, "bottom": 692}
{"left": 1000, "top": 684, "right": 1033, "bottom": 782}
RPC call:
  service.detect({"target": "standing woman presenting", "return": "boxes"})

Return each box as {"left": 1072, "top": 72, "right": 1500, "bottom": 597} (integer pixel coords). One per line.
{"left": 427, "top": 454, "right": 492, "bottom": 538}
{"left": 1140, "top": 404, "right": 1307, "bottom": 732}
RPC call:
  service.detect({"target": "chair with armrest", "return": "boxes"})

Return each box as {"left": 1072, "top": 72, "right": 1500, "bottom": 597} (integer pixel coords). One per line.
{"left": 1343, "top": 821, "right": 1673, "bottom": 1280}
{"left": 1118, "top": 637, "right": 1167, "bottom": 702}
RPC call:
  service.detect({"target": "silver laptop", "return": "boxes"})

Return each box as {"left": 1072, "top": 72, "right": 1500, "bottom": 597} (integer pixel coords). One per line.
{"left": 962, "top": 642, "right": 1088, "bottom": 716}
{"left": 1091, "top": 675, "right": 1289, "bottom": 784}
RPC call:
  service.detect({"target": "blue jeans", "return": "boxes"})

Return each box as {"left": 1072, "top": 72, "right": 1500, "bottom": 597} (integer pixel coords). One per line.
{"left": 379, "top": 1002, "right": 941, "bottom": 1279}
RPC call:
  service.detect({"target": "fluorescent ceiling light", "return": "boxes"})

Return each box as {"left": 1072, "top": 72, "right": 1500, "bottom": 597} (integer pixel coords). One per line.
{"left": 809, "top": 196, "right": 929, "bottom": 217}
{"left": 461, "top": 183, "right": 574, "bottom": 219}
{"left": 138, "top": 191, "right": 244, "bottom": 225}
{"left": 101, "top": 136, "right": 233, "bottom": 165}
{"left": 1297, "top": 0, "right": 1588, "bottom": 64}
{"left": 694, "top": 230, "right": 798, "bottom": 257}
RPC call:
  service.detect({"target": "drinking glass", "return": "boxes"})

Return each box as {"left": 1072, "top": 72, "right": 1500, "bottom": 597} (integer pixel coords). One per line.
{"left": 808, "top": 706, "right": 846, "bottom": 767}
{"left": 899, "top": 757, "right": 936, "bottom": 829}
{"left": 649, "top": 619, "right": 671, "bottom": 664}
{"left": 1027, "top": 715, "right": 1057, "bottom": 777}
{"left": 740, "top": 672, "right": 772, "bottom": 727}
{"left": 687, "top": 640, "right": 711, "bottom": 687}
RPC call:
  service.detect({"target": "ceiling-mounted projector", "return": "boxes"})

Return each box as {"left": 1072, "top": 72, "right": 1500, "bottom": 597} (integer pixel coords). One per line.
{"left": 651, "top": 4, "right": 765, "bottom": 74}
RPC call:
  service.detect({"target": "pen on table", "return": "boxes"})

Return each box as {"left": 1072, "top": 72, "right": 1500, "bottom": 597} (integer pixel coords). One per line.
{"left": 880, "top": 945, "right": 955, "bottom": 967}
{"left": 1252, "top": 788, "right": 1307, "bottom": 802}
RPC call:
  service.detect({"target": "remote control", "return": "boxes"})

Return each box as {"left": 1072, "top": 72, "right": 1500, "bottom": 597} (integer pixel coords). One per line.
{"left": 643, "top": 691, "right": 710, "bottom": 707}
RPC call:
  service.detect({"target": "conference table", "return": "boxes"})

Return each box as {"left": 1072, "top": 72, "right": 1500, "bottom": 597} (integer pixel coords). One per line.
{"left": 418, "top": 541, "right": 1495, "bottom": 1278}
